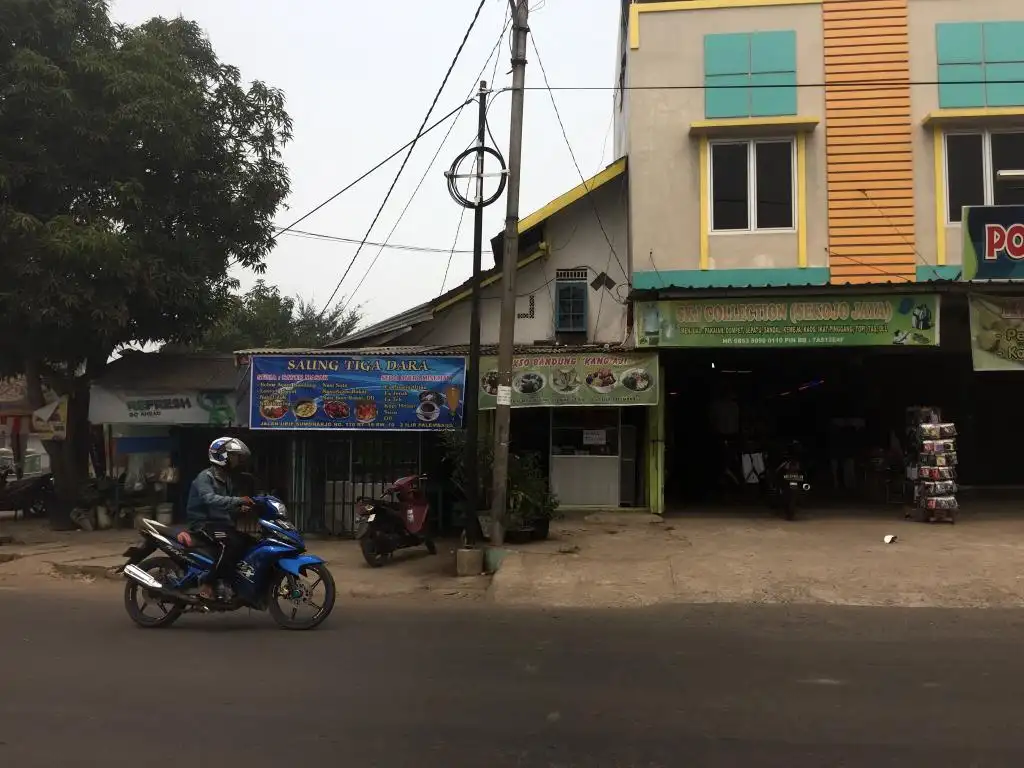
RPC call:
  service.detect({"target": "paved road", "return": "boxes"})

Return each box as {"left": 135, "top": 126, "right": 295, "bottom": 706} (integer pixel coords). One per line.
{"left": 3, "top": 583, "right": 1024, "bottom": 766}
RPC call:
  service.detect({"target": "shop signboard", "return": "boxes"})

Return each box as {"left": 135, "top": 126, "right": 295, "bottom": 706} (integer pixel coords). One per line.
{"left": 249, "top": 354, "right": 466, "bottom": 430}
{"left": 968, "top": 293, "right": 1024, "bottom": 371}
{"left": 478, "top": 352, "right": 659, "bottom": 409}
{"left": 89, "top": 387, "right": 239, "bottom": 426}
{"left": 962, "top": 205, "right": 1024, "bottom": 281}
{"left": 635, "top": 295, "right": 941, "bottom": 348}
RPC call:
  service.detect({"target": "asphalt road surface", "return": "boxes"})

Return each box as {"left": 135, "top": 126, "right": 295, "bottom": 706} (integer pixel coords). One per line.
{"left": 3, "top": 583, "right": 1024, "bottom": 767}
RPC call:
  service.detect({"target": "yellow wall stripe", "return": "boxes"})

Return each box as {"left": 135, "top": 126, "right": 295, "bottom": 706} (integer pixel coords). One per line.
{"left": 699, "top": 135, "right": 709, "bottom": 270}
{"left": 932, "top": 125, "right": 946, "bottom": 266}
{"left": 797, "top": 132, "right": 808, "bottom": 269}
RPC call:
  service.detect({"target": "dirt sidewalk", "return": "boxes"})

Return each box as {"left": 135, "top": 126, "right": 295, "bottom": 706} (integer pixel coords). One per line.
{"left": 490, "top": 510, "right": 1024, "bottom": 609}
{"left": 0, "top": 520, "right": 489, "bottom": 601}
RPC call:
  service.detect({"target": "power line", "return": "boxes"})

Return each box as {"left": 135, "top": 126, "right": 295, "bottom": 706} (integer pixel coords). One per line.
{"left": 273, "top": 102, "right": 468, "bottom": 238}
{"left": 278, "top": 228, "right": 474, "bottom": 255}
{"left": 348, "top": 3, "right": 514, "bottom": 309}
{"left": 317, "top": 0, "right": 492, "bottom": 317}
{"left": 524, "top": 78, "right": 1024, "bottom": 90}
{"left": 528, "top": 30, "right": 630, "bottom": 336}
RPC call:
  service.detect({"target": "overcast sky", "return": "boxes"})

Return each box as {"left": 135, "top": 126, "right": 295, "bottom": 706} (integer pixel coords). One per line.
{"left": 109, "top": 0, "right": 621, "bottom": 327}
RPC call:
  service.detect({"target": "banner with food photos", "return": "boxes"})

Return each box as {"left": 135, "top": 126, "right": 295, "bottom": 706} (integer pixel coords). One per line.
{"left": 478, "top": 352, "right": 659, "bottom": 409}
{"left": 969, "top": 294, "right": 1024, "bottom": 371}
{"left": 249, "top": 354, "right": 466, "bottom": 430}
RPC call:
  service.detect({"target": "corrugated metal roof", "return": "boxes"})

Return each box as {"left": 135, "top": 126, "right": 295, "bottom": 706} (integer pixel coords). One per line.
{"left": 237, "top": 343, "right": 638, "bottom": 358}
{"left": 97, "top": 352, "right": 242, "bottom": 392}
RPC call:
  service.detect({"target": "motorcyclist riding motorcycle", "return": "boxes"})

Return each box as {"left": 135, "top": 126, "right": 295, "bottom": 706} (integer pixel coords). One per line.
{"left": 184, "top": 437, "right": 254, "bottom": 601}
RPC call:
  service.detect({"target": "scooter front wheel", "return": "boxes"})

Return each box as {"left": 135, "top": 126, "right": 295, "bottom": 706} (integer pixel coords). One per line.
{"left": 269, "top": 563, "right": 335, "bottom": 630}
{"left": 360, "top": 534, "right": 391, "bottom": 567}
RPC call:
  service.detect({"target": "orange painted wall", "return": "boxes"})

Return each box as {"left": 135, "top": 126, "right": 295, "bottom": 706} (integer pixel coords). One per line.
{"left": 824, "top": 0, "right": 916, "bottom": 283}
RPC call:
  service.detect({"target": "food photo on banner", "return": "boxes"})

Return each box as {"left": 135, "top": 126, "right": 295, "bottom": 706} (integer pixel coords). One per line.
{"left": 635, "top": 295, "right": 940, "bottom": 348}
{"left": 969, "top": 294, "right": 1024, "bottom": 371}
{"left": 478, "top": 352, "right": 659, "bottom": 409}
{"left": 249, "top": 355, "right": 467, "bottom": 430}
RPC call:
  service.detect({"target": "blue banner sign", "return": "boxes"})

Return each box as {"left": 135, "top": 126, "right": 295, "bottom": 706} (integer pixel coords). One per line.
{"left": 249, "top": 355, "right": 466, "bottom": 431}
{"left": 962, "top": 205, "right": 1024, "bottom": 281}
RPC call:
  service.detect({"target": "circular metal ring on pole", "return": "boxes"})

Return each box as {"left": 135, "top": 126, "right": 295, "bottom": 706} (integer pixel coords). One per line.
{"left": 445, "top": 145, "right": 508, "bottom": 210}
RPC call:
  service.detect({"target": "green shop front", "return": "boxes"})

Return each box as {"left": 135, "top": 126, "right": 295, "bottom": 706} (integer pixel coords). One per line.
{"left": 633, "top": 289, "right": 962, "bottom": 508}
{"left": 245, "top": 351, "right": 467, "bottom": 535}
{"left": 478, "top": 350, "right": 661, "bottom": 511}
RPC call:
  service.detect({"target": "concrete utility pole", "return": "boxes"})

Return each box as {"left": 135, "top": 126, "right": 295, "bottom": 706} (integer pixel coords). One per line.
{"left": 489, "top": 0, "right": 530, "bottom": 546}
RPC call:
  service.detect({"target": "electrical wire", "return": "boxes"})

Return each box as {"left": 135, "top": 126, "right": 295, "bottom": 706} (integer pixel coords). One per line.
{"left": 317, "top": 0, "right": 492, "bottom": 317}
{"left": 279, "top": 228, "right": 474, "bottom": 255}
{"left": 274, "top": 103, "right": 467, "bottom": 239}
{"left": 519, "top": 78, "right": 1024, "bottom": 90}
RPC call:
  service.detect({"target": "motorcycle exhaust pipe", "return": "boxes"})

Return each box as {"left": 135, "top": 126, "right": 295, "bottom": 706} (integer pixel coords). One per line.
{"left": 123, "top": 563, "right": 163, "bottom": 590}
{"left": 122, "top": 564, "right": 197, "bottom": 604}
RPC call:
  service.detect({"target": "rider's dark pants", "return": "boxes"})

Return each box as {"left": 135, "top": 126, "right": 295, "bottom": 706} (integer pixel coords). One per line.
{"left": 201, "top": 523, "right": 248, "bottom": 584}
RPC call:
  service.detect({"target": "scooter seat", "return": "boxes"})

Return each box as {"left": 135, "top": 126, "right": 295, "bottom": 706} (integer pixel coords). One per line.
{"left": 143, "top": 519, "right": 218, "bottom": 559}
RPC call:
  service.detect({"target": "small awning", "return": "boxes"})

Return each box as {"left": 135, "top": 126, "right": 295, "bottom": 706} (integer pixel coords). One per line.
{"left": 689, "top": 116, "right": 820, "bottom": 138}
{"left": 923, "top": 107, "right": 1024, "bottom": 127}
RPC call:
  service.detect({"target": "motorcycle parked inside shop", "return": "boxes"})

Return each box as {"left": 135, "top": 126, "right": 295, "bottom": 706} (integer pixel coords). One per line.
{"left": 355, "top": 474, "right": 436, "bottom": 567}
{"left": 759, "top": 441, "right": 811, "bottom": 520}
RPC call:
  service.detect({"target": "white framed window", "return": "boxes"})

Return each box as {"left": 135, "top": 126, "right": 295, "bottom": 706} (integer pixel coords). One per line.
{"left": 709, "top": 138, "right": 796, "bottom": 233}
{"left": 944, "top": 130, "right": 1024, "bottom": 224}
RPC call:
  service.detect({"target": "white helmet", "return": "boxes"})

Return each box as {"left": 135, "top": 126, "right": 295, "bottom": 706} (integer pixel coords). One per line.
{"left": 208, "top": 436, "right": 251, "bottom": 467}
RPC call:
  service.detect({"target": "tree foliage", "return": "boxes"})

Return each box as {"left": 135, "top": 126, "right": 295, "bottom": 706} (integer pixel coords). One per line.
{"left": 164, "top": 280, "right": 363, "bottom": 353}
{"left": 0, "top": 0, "right": 292, "bottom": 516}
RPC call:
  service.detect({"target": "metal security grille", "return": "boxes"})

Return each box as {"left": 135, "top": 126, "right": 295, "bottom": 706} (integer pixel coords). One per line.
{"left": 555, "top": 268, "right": 588, "bottom": 281}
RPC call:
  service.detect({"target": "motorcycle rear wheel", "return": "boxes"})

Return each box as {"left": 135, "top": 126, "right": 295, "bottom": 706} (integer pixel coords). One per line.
{"left": 360, "top": 534, "right": 391, "bottom": 567}
{"left": 269, "top": 563, "right": 336, "bottom": 630}
{"left": 124, "top": 557, "right": 185, "bottom": 629}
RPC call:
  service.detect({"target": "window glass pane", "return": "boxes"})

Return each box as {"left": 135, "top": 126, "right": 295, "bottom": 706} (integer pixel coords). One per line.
{"left": 754, "top": 141, "right": 793, "bottom": 229}
{"left": 992, "top": 132, "right": 1024, "bottom": 206}
{"left": 711, "top": 143, "right": 749, "bottom": 230}
{"left": 555, "top": 281, "right": 587, "bottom": 332}
{"left": 945, "top": 133, "right": 985, "bottom": 222}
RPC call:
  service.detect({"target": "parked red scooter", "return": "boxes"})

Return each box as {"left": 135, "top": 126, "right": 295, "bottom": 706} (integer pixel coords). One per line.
{"left": 355, "top": 475, "right": 436, "bottom": 567}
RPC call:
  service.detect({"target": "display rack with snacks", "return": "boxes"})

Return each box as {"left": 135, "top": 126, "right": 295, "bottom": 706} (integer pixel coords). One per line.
{"left": 904, "top": 407, "right": 958, "bottom": 524}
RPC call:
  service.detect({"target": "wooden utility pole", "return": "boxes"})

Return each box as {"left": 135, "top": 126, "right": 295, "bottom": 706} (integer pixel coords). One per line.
{"left": 489, "top": 0, "right": 529, "bottom": 546}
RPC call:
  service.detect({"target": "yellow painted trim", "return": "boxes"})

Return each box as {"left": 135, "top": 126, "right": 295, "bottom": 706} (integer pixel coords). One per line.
{"left": 690, "top": 116, "right": 820, "bottom": 135}
{"left": 796, "top": 132, "right": 807, "bottom": 269}
{"left": 631, "top": 0, "right": 821, "bottom": 49}
{"left": 923, "top": 107, "right": 1024, "bottom": 125}
{"left": 518, "top": 157, "right": 627, "bottom": 234}
{"left": 699, "top": 136, "right": 709, "bottom": 270}
{"left": 932, "top": 125, "right": 946, "bottom": 267}
{"left": 433, "top": 245, "right": 548, "bottom": 313}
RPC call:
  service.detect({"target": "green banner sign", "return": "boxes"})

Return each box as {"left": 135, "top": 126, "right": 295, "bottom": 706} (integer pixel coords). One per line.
{"left": 478, "top": 352, "right": 659, "bottom": 409}
{"left": 635, "top": 295, "right": 941, "bottom": 348}
{"left": 969, "top": 293, "right": 1024, "bottom": 371}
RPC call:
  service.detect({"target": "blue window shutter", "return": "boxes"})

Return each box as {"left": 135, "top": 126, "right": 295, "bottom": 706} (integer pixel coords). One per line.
{"left": 985, "top": 63, "right": 1024, "bottom": 107}
{"left": 704, "top": 34, "right": 750, "bottom": 76}
{"left": 938, "top": 63, "right": 986, "bottom": 108}
{"left": 705, "top": 34, "right": 751, "bottom": 119}
{"left": 750, "top": 30, "right": 796, "bottom": 73}
{"left": 936, "top": 23, "right": 983, "bottom": 65}
{"left": 706, "top": 74, "right": 751, "bottom": 118}
{"left": 982, "top": 22, "right": 1024, "bottom": 64}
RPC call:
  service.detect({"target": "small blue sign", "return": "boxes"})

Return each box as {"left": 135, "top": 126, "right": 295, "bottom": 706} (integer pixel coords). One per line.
{"left": 249, "top": 355, "right": 466, "bottom": 431}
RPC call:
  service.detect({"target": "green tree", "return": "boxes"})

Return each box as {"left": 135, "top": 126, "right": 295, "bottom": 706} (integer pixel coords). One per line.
{"left": 165, "top": 280, "right": 363, "bottom": 353}
{"left": 0, "top": 0, "right": 292, "bottom": 521}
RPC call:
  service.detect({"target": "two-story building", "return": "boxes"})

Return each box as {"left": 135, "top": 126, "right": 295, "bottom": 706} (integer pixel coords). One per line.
{"left": 241, "top": 160, "right": 662, "bottom": 529}
{"left": 618, "top": 0, "right": 1024, "bottom": 506}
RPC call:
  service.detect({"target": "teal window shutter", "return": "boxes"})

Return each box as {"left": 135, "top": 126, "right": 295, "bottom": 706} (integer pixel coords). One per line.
{"left": 704, "top": 31, "right": 797, "bottom": 119}
{"left": 936, "top": 23, "right": 983, "bottom": 65}
{"left": 705, "top": 34, "right": 751, "bottom": 118}
{"left": 750, "top": 31, "right": 797, "bottom": 117}
{"left": 936, "top": 22, "right": 1024, "bottom": 108}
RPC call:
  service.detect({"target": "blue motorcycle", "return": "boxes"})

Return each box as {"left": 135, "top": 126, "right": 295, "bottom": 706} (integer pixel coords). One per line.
{"left": 119, "top": 495, "right": 335, "bottom": 630}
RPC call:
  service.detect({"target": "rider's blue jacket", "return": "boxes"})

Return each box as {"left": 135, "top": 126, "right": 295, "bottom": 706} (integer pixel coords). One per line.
{"left": 186, "top": 467, "right": 246, "bottom": 525}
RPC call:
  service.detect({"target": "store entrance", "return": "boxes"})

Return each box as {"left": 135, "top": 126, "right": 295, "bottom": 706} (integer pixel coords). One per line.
{"left": 662, "top": 347, "right": 965, "bottom": 508}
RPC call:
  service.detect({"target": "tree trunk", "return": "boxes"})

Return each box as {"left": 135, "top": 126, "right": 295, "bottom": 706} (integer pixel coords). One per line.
{"left": 24, "top": 360, "right": 93, "bottom": 530}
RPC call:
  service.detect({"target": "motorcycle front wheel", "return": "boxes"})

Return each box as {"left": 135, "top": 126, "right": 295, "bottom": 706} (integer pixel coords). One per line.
{"left": 124, "top": 557, "right": 185, "bottom": 629}
{"left": 359, "top": 533, "right": 392, "bottom": 567}
{"left": 269, "top": 563, "right": 336, "bottom": 630}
